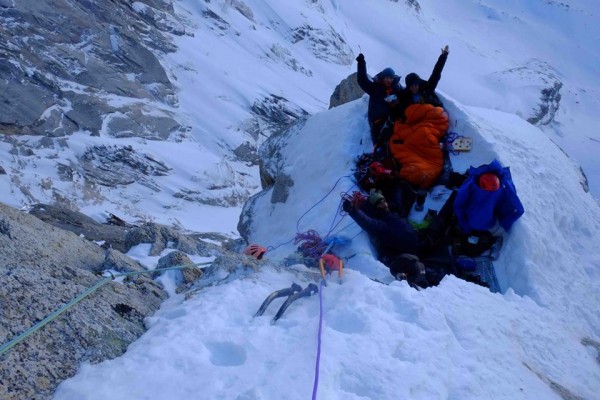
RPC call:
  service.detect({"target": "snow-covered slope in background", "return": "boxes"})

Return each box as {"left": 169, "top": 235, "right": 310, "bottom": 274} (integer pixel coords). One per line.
{"left": 54, "top": 94, "right": 600, "bottom": 400}
{"left": 167, "top": 0, "right": 600, "bottom": 200}
{"left": 2, "top": 0, "right": 598, "bottom": 237}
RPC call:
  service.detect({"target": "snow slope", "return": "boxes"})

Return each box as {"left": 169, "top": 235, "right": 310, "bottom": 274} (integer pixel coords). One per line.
{"left": 166, "top": 0, "right": 600, "bottom": 199}
{"left": 54, "top": 95, "right": 600, "bottom": 400}
{"left": 4, "top": 0, "right": 599, "bottom": 398}
{"left": 2, "top": 0, "right": 598, "bottom": 236}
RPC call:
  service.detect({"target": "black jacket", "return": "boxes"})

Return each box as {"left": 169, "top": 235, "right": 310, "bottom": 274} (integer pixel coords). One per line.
{"left": 398, "top": 52, "right": 449, "bottom": 114}
{"left": 356, "top": 59, "right": 403, "bottom": 123}
{"left": 347, "top": 204, "right": 422, "bottom": 260}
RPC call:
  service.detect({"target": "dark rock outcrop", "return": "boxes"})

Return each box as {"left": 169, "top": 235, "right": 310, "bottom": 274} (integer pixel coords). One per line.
{"left": 291, "top": 24, "right": 354, "bottom": 65}
{"left": 29, "top": 203, "right": 131, "bottom": 253}
{"left": 527, "top": 81, "right": 563, "bottom": 126}
{"left": 125, "top": 222, "right": 222, "bottom": 257}
{"left": 246, "top": 94, "right": 310, "bottom": 139}
{"left": 0, "top": 0, "right": 184, "bottom": 137}
{"left": 156, "top": 251, "right": 204, "bottom": 293}
{"left": 79, "top": 144, "right": 171, "bottom": 188}
{"left": 329, "top": 72, "right": 364, "bottom": 109}
{"left": 28, "top": 202, "right": 225, "bottom": 258}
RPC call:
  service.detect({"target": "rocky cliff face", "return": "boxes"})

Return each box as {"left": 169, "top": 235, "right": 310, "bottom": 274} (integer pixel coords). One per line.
{"left": 0, "top": 0, "right": 183, "bottom": 138}
{"left": 0, "top": 202, "right": 168, "bottom": 400}
{"left": 0, "top": 0, "right": 319, "bottom": 219}
{"left": 0, "top": 0, "right": 197, "bottom": 221}
{"left": 329, "top": 72, "right": 364, "bottom": 109}
{"left": 0, "top": 197, "right": 239, "bottom": 399}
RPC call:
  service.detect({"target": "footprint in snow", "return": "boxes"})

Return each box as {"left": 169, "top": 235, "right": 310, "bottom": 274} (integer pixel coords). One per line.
{"left": 206, "top": 341, "right": 247, "bottom": 367}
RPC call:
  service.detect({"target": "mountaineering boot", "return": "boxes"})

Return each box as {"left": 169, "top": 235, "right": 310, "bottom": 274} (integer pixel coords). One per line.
{"left": 271, "top": 283, "right": 319, "bottom": 324}
{"left": 254, "top": 283, "right": 302, "bottom": 317}
{"left": 418, "top": 190, "right": 457, "bottom": 252}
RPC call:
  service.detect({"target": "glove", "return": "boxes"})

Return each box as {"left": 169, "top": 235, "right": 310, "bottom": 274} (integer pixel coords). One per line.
{"left": 369, "top": 162, "right": 392, "bottom": 177}
{"left": 441, "top": 45, "right": 449, "bottom": 54}
{"left": 356, "top": 53, "right": 365, "bottom": 63}
{"left": 342, "top": 199, "right": 353, "bottom": 213}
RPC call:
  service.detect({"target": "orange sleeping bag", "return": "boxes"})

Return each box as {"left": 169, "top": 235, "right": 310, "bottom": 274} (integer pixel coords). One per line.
{"left": 389, "top": 104, "right": 449, "bottom": 189}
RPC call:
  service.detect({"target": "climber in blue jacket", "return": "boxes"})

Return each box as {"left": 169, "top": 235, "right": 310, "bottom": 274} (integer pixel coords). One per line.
{"left": 454, "top": 159, "right": 525, "bottom": 234}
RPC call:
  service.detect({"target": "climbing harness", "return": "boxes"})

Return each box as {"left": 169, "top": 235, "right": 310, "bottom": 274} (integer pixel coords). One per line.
{"left": 0, "top": 261, "right": 212, "bottom": 358}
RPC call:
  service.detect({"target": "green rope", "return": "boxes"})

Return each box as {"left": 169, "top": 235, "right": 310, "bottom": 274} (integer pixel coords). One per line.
{"left": 0, "top": 261, "right": 213, "bottom": 357}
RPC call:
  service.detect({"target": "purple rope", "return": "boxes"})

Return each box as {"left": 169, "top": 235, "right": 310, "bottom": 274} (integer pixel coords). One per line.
{"left": 311, "top": 279, "right": 325, "bottom": 400}
{"left": 265, "top": 175, "right": 352, "bottom": 255}
{"left": 296, "top": 175, "right": 350, "bottom": 233}
{"left": 324, "top": 183, "right": 356, "bottom": 238}
{"left": 325, "top": 216, "right": 346, "bottom": 239}
{"left": 294, "top": 230, "right": 327, "bottom": 260}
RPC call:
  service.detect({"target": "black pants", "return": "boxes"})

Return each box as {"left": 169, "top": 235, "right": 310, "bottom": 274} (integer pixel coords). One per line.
{"left": 420, "top": 190, "right": 457, "bottom": 251}
{"left": 369, "top": 118, "right": 394, "bottom": 147}
{"left": 380, "top": 180, "right": 417, "bottom": 218}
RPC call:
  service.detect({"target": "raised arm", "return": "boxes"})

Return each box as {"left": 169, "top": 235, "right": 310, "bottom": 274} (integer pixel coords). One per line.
{"left": 356, "top": 53, "right": 377, "bottom": 95}
{"left": 427, "top": 45, "right": 449, "bottom": 91}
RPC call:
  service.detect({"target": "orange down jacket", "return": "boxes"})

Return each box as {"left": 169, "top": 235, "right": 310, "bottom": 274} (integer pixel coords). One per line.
{"left": 389, "top": 104, "right": 449, "bottom": 189}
